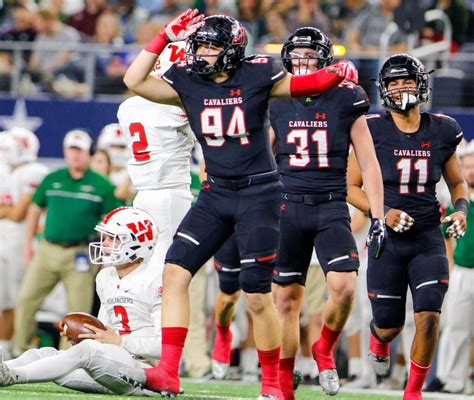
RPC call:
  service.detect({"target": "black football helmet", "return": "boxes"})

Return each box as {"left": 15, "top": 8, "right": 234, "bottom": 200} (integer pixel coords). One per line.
{"left": 186, "top": 15, "right": 247, "bottom": 76}
{"left": 281, "top": 27, "right": 333, "bottom": 74}
{"left": 377, "top": 53, "right": 432, "bottom": 111}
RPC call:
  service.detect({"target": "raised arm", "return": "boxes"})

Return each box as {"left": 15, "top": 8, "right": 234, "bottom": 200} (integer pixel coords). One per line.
{"left": 270, "top": 60, "right": 358, "bottom": 98}
{"left": 123, "top": 9, "right": 204, "bottom": 105}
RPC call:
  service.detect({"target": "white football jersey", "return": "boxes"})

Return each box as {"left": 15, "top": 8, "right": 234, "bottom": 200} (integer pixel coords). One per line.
{"left": 96, "top": 261, "right": 162, "bottom": 359}
{"left": 117, "top": 96, "right": 196, "bottom": 190}
{"left": 1, "top": 161, "right": 48, "bottom": 236}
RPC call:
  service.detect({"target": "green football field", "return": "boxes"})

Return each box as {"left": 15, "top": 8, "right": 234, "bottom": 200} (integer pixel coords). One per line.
{"left": 1, "top": 380, "right": 470, "bottom": 400}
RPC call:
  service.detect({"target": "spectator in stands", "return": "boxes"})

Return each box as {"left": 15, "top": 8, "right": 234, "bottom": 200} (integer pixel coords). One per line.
{"left": 345, "top": 0, "right": 408, "bottom": 102}
{"left": 345, "top": 0, "right": 408, "bottom": 54}
{"left": 423, "top": 0, "right": 469, "bottom": 51}
{"left": 90, "top": 149, "right": 112, "bottom": 178}
{"left": 13, "top": 129, "right": 120, "bottom": 356}
{"left": 237, "top": 0, "right": 267, "bottom": 52}
{"left": 28, "top": 8, "right": 80, "bottom": 81}
{"left": 112, "top": 0, "right": 149, "bottom": 44}
{"left": 67, "top": 0, "right": 107, "bottom": 38}
{"left": 326, "top": 0, "right": 369, "bottom": 40}
{"left": 257, "top": 8, "right": 290, "bottom": 46}
{"left": 286, "top": 0, "right": 331, "bottom": 37}
{"left": 150, "top": 0, "right": 184, "bottom": 30}
{"left": 0, "top": 5, "right": 36, "bottom": 76}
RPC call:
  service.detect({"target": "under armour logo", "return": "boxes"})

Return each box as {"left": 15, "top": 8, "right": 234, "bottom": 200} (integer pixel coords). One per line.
{"left": 421, "top": 141, "right": 431, "bottom": 148}
{"left": 280, "top": 203, "right": 286, "bottom": 211}
{"left": 202, "top": 183, "right": 211, "bottom": 191}
{"left": 230, "top": 89, "right": 241, "bottom": 96}
{"left": 315, "top": 113, "right": 327, "bottom": 120}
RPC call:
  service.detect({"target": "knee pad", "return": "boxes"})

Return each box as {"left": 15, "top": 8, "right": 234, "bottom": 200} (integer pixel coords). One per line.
{"left": 412, "top": 280, "right": 448, "bottom": 313}
{"left": 369, "top": 295, "right": 406, "bottom": 329}
{"left": 239, "top": 253, "right": 276, "bottom": 294}
{"left": 165, "top": 232, "right": 201, "bottom": 275}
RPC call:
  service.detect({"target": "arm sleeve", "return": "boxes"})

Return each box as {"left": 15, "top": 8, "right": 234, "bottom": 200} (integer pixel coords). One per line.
{"left": 121, "top": 302, "right": 162, "bottom": 359}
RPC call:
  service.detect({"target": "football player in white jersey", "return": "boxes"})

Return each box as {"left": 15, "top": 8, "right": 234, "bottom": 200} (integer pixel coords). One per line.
{"left": 117, "top": 41, "right": 196, "bottom": 271}
{"left": 97, "top": 123, "right": 132, "bottom": 188}
{"left": 0, "top": 128, "right": 48, "bottom": 361}
{"left": 0, "top": 206, "right": 165, "bottom": 396}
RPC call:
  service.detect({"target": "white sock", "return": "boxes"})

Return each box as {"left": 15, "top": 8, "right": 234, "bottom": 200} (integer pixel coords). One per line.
{"left": 0, "top": 340, "right": 12, "bottom": 361}
{"left": 241, "top": 348, "right": 259, "bottom": 374}
{"left": 348, "top": 357, "right": 362, "bottom": 378}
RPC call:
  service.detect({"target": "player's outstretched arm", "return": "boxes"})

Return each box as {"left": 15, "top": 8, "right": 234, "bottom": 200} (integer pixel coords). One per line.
{"left": 442, "top": 152, "right": 469, "bottom": 238}
{"left": 350, "top": 116, "right": 384, "bottom": 219}
{"left": 124, "top": 9, "right": 204, "bottom": 104}
{"left": 270, "top": 60, "right": 358, "bottom": 98}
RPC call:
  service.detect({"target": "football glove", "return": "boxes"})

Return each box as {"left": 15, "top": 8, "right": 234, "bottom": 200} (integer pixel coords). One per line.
{"left": 366, "top": 218, "right": 386, "bottom": 259}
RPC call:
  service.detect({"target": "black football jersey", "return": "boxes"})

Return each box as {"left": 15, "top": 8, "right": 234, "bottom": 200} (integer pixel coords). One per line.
{"left": 368, "top": 112, "right": 463, "bottom": 229}
{"left": 163, "top": 56, "right": 286, "bottom": 178}
{"left": 271, "top": 82, "right": 369, "bottom": 194}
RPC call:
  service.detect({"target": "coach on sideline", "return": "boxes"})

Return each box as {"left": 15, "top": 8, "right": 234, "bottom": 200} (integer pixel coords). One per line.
{"left": 13, "top": 129, "right": 121, "bottom": 356}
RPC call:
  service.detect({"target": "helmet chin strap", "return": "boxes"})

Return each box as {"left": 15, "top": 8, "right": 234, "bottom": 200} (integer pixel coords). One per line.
{"left": 400, "top": 92, "right": 418, "bottom": 110}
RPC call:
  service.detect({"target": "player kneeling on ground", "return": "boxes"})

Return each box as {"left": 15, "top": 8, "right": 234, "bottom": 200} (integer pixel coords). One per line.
{"left": 0, "top": 207, "right": 164, "bottom": 396}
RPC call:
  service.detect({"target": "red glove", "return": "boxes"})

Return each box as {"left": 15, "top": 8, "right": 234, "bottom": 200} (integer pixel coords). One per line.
{"left": 145, "top": 9, "right": 204, "bottom": 55}
{"left": 330, "top": 60, "right": 359, "bottom": 84}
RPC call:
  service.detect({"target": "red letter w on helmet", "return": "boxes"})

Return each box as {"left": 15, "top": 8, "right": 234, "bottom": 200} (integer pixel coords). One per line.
{"left": 126, "top": 220, "right": 154, "bottom": 242}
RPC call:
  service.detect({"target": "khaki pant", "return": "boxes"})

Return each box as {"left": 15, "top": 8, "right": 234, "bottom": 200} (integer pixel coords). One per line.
{"left": 13, "top": 239, "right": 97, "bottom": 355}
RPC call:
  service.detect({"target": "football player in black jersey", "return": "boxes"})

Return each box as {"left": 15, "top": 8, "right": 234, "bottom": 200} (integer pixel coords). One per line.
{"left": 270, "top": 27, "right": 385, "bottom": 398}
{"left": 347, "top": 54, "right": 469, "bottom": 400}
{"left": 122, "top": 9, "right": 358, "bottom": 399}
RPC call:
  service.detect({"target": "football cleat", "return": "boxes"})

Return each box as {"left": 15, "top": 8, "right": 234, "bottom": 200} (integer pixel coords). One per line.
{"left": 293, "top": 369, "right": 303, "bottom": 391}
{"left": 319, "top": 368, "right": 340, "bottom": 396}
{"left": 0, "top": 363, "right": 16, "bottom": 387}
{"left": 211, "top": 359, "right": 230, "bottom": 380}
{"left": 368, "top": 351, "right": 390, "bottom": 377}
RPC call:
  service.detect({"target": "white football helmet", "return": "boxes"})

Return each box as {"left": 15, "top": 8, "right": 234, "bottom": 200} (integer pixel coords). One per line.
{"left": 0, "top": 131, "right": 17, "bottom": 167}
{"left": 8, "top": 127, "right": 40, "bottom": 164}
{"left": 89, "top": 207, "right": 158, "bottom": 265}
{"left": 97, "top": 123, "right": 129, "bottom": 168}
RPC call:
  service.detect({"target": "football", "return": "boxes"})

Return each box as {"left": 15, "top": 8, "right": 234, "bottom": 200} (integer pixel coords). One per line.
{"left": 62, "top": 312, "right": 106, "bottom": 345}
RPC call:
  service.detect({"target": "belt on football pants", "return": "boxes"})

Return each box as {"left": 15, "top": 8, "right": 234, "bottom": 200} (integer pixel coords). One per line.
{"left": 283, "top": 192, "right": 346, "bottom": 205}
{"left": 207, "top": 171, "right": 279, "bottom": 191}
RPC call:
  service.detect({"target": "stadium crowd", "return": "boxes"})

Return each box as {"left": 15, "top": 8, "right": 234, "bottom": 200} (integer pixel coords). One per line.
{"left": 0, "top": 1, "right": 473, "bottom": 399}
{"left": 1, "top": 0, "right": 474, "bottom": 98}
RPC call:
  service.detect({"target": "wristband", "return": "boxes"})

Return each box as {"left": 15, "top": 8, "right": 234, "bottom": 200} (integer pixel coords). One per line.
{"left": 290, "top": 67, "right": 344, "bottom": 98}
{"left": 145, "top": 31, "right": 169, "bottom": 55}
{"left": 454, "top": 198, "right": 468, "bottom": 215}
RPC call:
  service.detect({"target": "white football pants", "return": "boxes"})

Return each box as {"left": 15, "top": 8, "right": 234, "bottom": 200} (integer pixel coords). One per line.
{"left": 5, "top": 340, "right": 154, "bottom": 395}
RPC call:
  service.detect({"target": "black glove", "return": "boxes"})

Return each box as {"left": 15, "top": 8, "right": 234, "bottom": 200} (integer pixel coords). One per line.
{"left": 366, "top": 218, "right": 386, "bottom": 259}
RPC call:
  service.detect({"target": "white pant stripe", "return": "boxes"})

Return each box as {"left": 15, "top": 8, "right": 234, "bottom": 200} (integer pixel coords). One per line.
{"left": 377, "top": 294, "right": 402, "bottom": 299}
{"left": 278, "top": 272, "right": 303, "bottom": 277}
{"left": 177, "top": 232, "right": 199, "bottom": 245}
{"left": 415, "top": 280, "right": 438, "bottom": 290}
{"left": 240, "top": 259, "right": 255, "bottom": 264}
{"left": 328, "top": 255, "right": 350, "bottom": 265}
{"left": 221, "top": 267, "right": 241, "bottom": 273}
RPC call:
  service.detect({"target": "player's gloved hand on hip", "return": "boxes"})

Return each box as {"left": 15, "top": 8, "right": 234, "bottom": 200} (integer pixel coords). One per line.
{"left": 145, "top": 9, "right": 204, "bottom": 54}
{"left": 442, "top": 211, "right": 467, "bottom": 239}
{"left": 366, "top": 218, "right": 386, "bottom": 259}
{"left": 385, "top": 208, "right": 414, "bottom": 233}
{"left": 328, "top": 60, "right": 358, "bottom": 84}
